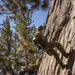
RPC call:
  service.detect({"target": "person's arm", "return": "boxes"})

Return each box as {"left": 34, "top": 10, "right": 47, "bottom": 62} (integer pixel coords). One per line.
{"left": 33, "top": 31, "right": 42, "bottom": 50}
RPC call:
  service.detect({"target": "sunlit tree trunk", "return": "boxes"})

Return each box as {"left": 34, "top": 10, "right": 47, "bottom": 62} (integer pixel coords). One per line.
{"left": 38, "top": 0, "right": 75, "bottom": 75}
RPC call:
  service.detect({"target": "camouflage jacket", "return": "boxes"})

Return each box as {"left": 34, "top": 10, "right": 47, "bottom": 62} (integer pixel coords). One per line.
{"left": 33, "top": 30, "right": 46, "bottom": 50}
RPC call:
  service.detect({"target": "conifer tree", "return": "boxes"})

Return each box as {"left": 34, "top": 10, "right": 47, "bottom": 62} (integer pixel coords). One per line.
{"left": 14, "top": 12, "right": 37, "bottom": 65}
{"left": 0, "top": 16, "right": 13, "bottom": 73}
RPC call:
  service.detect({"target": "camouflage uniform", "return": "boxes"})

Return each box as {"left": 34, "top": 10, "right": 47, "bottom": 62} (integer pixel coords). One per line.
{"left": 33, "top": 26, "right": 69, "bottom": 69}
{"left": 33, "top": 26, "right": 45, "bottom": 50}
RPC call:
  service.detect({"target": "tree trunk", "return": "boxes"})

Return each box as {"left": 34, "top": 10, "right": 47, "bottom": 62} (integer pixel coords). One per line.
{"left": 37, "top": 0, "right": 75, "bottom": 75}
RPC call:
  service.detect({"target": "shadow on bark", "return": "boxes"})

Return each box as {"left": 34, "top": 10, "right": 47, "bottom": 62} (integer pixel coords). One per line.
{"left": 65, "top": 49, "right": 75, "bottom": 75}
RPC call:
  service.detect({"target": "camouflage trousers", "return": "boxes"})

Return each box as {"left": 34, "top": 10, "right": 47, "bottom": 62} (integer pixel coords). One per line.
{"left": 42, "top": 42, "right": 69, "bottom": 69}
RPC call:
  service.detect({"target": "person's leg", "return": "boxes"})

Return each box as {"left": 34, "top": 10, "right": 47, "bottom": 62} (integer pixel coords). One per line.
{"left": 47, "top": 48, "right": 66, "bottom": 69}
{"left": 55, "top": 42, "right": 70, "bottom": 58}
{"left": 46, "top": 50, "right": 53, "bottom": 56}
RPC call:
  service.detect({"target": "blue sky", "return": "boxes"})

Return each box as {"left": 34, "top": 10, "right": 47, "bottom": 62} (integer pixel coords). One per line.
{"left": 0, "top": 10, "right": 48, "bottom": 28}
{"left": 32, "top": 10, "right": 48, "bottom": 27}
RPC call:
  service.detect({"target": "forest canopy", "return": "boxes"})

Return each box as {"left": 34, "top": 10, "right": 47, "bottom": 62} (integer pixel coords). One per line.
{"left": 0, "top": 0, "right": 51, "bottom": 74}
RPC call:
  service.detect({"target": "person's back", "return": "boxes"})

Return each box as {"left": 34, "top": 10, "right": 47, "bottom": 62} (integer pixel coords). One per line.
{"left": 33, "top": 26, "right": 45, "bottom": 50}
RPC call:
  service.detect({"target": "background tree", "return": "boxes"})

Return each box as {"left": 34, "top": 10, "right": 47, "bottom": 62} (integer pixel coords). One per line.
{"left": 0, "top": 0, "right": 52, "bottom": 74}
{"left": 0, "top": 0, "right": 50, "bottom": 14}
{"left": 0, "top": 15, "right": 37, "bottom": 74}
{"left": 0, "top": 16, "right": 13, "bottom": 73}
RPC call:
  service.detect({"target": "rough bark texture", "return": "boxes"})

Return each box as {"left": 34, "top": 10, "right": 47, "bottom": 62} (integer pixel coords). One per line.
{"left": 37, "top": 0, "right": 75, "bottom": 75}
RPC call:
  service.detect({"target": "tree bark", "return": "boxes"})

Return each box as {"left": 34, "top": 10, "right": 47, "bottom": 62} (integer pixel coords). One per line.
{"left": 37, "top": 0, "right": 75, "bottom": 75}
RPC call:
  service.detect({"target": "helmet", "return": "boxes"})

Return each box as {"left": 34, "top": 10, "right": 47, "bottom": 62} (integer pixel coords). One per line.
{"left": 37, "top": 26, "right": 44, "bottom": 30}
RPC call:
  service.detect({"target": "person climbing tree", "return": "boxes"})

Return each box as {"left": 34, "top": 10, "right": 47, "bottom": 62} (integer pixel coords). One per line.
{"left": 33, "top": 25, "right": 70, "bottom": 69}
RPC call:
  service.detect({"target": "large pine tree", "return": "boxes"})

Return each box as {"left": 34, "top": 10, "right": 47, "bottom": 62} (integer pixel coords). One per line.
{"left": 0, "top": 16, "right": 13, "bottom": 73}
